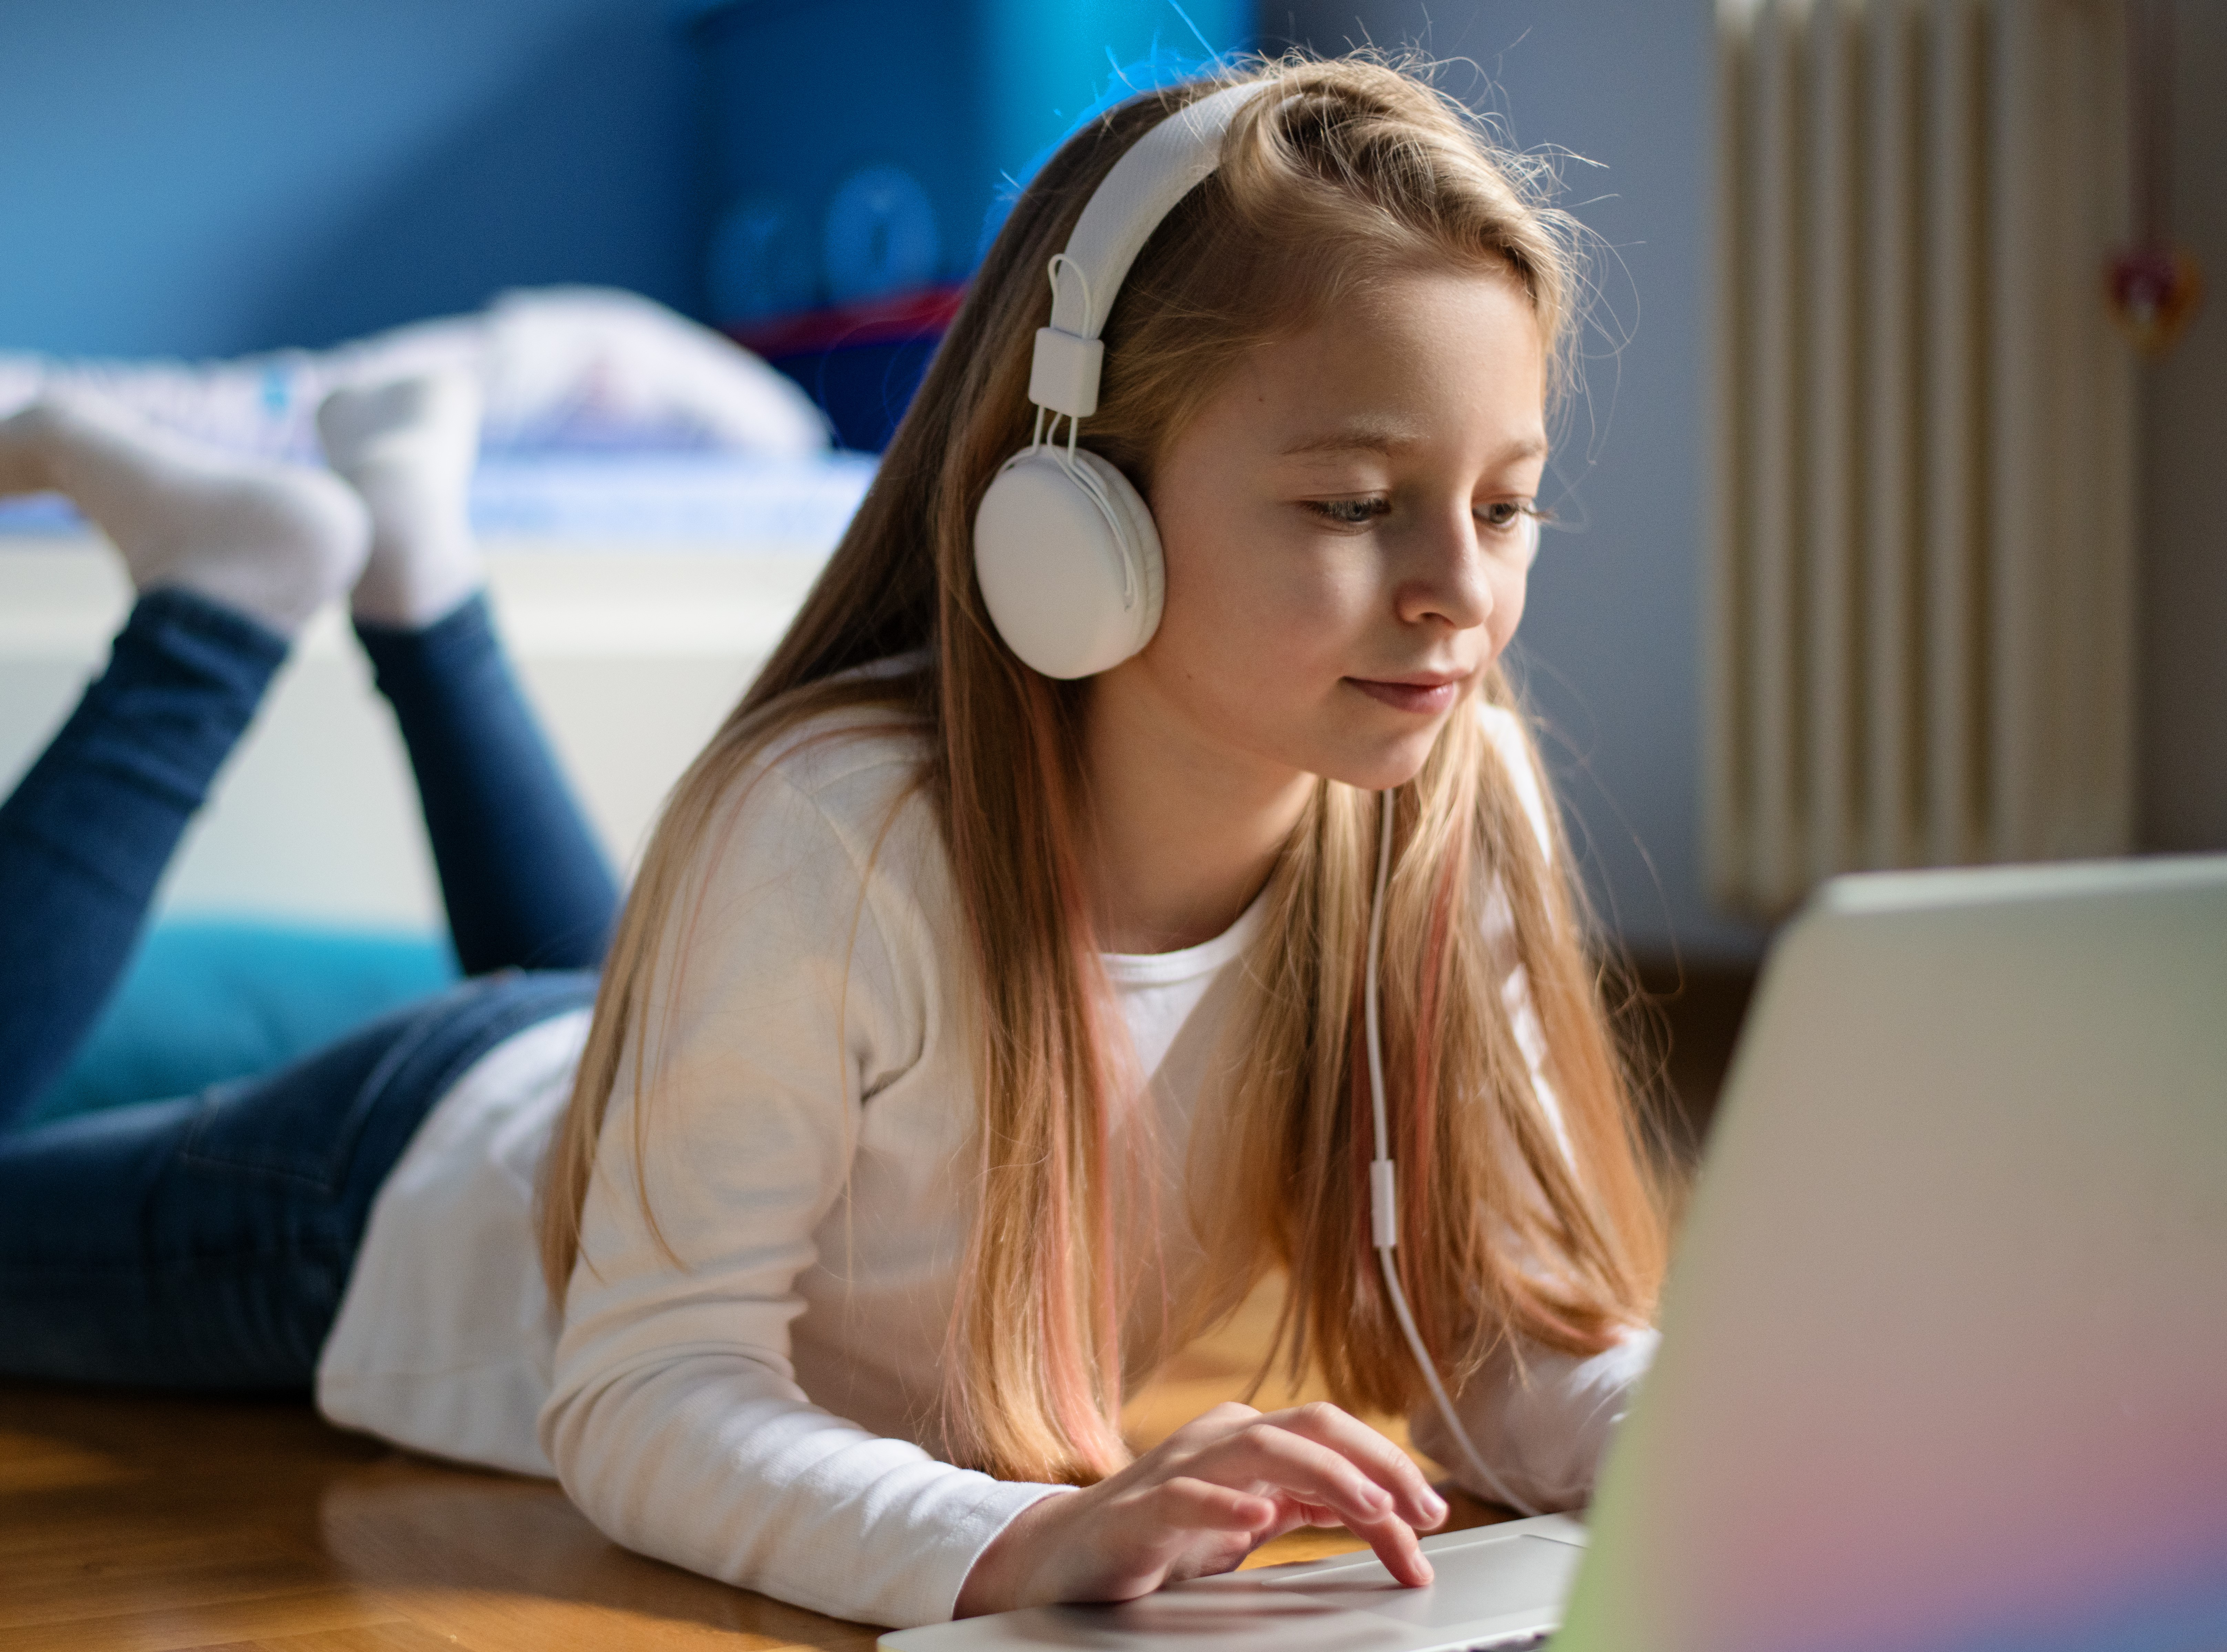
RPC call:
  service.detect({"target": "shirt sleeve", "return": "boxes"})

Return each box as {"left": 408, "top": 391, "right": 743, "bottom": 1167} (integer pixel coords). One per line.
{"left": 1404, "top": 703, "right": 1658, "bottom": 1511}
{"left": 1410, "top": 1327, "right": 1661, "bottom": 1512}
{"left": 537, "top": 760, "right": 1066, "bottom": 1628}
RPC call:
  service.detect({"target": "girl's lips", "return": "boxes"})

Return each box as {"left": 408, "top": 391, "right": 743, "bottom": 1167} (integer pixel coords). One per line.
{"left": 1348, "top": 676, "right": 1461, "bottom": 715}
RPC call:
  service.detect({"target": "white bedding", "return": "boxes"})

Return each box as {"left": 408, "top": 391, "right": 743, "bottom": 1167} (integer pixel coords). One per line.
{"left": 0, "top": 449, "right": 876, "bottom": 549}
{"left": 0, "top": 287, "right": 832, "bottom": 461}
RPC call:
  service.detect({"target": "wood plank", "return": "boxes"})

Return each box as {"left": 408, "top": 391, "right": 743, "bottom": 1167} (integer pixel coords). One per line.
{"left": 2, "top": 1553, "right": 346, "bottom": 1632}
{"left": 12, "top": 1589, "right": 405, "bottom": 1652}
{"left": 0, "top": 1428, "right": 141, "bottom": 1495}
{"left": 179, "top": 1625, "right": 457, "bottom": 1652}
{"left": 316, "top": 1459, "right": 882, "bottom": 1652}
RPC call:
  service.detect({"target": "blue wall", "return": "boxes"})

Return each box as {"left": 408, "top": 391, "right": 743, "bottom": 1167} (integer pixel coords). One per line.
{"left": 0, "top": 0, "right": 708, "bottom": 359}
{"left": 696, "top": 0, "right": 1252, "bottom": 323}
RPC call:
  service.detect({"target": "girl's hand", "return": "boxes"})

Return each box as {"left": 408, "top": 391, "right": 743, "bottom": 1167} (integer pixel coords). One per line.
{"left": 953, "top": 1400, "right": 1449, "bottom": 1617}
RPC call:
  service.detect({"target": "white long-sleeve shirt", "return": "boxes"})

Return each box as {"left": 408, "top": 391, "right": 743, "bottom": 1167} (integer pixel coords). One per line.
{"left": 315, "top": 699, "right": 1654, "bottom": 1629}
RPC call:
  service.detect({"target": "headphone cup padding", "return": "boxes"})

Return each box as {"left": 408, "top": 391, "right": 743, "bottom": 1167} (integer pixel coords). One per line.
{"left": 973, "top": 448, "right": 1165, "bottom": 679}
{"left": 1068, "top": 448, "right": 1164, "bottom": 650}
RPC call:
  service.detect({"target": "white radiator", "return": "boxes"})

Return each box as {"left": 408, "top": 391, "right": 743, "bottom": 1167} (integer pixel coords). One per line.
{"left": 1707, "top": 0, "right": 2137, "bottom": 917}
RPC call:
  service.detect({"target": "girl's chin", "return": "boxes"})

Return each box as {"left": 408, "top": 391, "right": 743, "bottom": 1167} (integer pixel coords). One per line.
{"left": 1311, "top": 734, "right": 1441, "bottom": 793}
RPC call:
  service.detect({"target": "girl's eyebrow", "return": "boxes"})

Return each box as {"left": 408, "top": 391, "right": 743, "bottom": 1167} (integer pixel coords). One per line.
{"left": 1278, "top": 424, "right": 1550, "bottom": 464}
{"left": 1278, "top": 419, "right": 1424, "bottom": 458}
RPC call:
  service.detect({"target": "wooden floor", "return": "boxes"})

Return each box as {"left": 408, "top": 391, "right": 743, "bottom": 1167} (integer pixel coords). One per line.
{"left": 0, "top": 966, "right": 1753, "bottom": 1651}
{"left": 0, "top": 1283, "right": 1508, "bottom": 1652}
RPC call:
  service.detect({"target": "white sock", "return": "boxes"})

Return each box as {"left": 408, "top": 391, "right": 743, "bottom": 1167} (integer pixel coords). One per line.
{"left": 0, "top": 395, "right": 368, "bottom": 636}
{"left": 317, "top": 372, "right": 483, "bottom": 629}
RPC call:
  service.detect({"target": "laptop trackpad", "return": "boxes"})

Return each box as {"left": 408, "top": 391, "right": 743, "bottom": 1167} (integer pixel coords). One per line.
{"left": 1271, "top": 1535, "right": 1582, "bottom": 1630}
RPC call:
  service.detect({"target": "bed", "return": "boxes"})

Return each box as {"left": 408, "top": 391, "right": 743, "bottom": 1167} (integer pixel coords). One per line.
{"left": 0, "top": 449, "right": 875, "bottom": 934}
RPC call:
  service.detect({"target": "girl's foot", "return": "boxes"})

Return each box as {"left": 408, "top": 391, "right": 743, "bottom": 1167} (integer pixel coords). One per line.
{"left": 0, "top": 396, "right": 370, "bottom": 637}
{"left": 317, "top": 373, "right": 483, "bottom": 629}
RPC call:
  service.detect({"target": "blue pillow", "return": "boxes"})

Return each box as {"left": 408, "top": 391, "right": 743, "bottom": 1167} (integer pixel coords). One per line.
{"left": 30, "top": 919, "right": 460, "bottom": 1125}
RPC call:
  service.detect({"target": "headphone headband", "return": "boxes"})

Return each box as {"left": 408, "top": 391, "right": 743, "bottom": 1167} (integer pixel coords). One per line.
{"left": 977, "top": 79, "right": 1270, "bottom": 680}
{"left": 1028, "top": 81, "right": 1270, "bottom": 420}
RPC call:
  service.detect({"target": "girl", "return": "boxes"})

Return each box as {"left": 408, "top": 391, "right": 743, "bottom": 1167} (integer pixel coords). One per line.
{"left": 0, "top": 56, "right": 1665, "bottom": 1631}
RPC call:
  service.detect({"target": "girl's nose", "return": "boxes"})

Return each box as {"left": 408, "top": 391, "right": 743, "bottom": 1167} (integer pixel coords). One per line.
{"left": 1394, "top": 503, "right": 1494, "bottom": 631}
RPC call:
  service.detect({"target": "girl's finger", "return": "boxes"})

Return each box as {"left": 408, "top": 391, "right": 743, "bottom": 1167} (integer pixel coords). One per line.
{"left": 1346, "top": 1503, "right": 1435, "bottom": 1588}
{"left": 1148, "top": 1475, "right": 1279, "bottom": 1534}
{"left": 1193, "top": 1421, "right": 1410, "bottom": 1532}
{"left": 1265, "top": 1402, "right": 1449, "bottom": 1528}
{"left": 1194, "top": 1420, "right": 1437, "bottom": 1588}
{"left": 1158, "top": 1400, "right": 1264, "bottom": 1452}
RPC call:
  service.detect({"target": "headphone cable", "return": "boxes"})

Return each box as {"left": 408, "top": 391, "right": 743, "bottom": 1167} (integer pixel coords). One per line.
{"left": 1366, "top": 787, "right": 1543, "bottom": 1520}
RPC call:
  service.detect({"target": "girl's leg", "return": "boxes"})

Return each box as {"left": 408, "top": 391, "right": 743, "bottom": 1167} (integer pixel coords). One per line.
{"left": 0, "top": 969, "right": 595, "bottom": 1389}
{"left": 355, "top": 599, "right": 620, "bottom": 973}
{"left": 320, "top": 377, "right": 619, "bottom": 975}
{"left": 0, "top": 400, "right": 367, "bottom": 1129}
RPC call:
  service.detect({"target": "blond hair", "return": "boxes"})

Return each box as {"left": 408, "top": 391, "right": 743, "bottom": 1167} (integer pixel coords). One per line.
{"left": 540, "top": 54, "right": 1667, "bottom": 1486}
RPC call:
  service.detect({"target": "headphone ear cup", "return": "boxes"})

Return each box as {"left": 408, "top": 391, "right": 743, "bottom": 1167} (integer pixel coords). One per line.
{"left": 973, "top": 447, "right": 1164, "bottom": 679}
{"left": 1068, "top": 446, "right": 1164, "bottom": 647}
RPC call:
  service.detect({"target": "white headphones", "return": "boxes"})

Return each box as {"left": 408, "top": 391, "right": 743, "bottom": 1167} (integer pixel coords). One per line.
{"left": 972, "top": 82, "right": 1269, "bottom": 679}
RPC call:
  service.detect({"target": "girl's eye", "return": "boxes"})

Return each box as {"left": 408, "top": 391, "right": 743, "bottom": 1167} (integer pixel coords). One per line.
{"left": 1477, "top": 499, "right": 1537, "bottom": 531}
{"left": 1307, "top": 497, "right": 1389, "bottom": 528}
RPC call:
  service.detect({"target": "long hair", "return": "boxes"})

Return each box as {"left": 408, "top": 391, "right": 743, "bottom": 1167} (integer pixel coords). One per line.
{"left": 540, "top": 54, "right": 1668, "bottom": 1486}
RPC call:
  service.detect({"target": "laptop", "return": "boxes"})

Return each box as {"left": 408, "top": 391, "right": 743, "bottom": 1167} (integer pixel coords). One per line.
{"left": 883, "top": 854, "right": 2227, "bottom": 1652}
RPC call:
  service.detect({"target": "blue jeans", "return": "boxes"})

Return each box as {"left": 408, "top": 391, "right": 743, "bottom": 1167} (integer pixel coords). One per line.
{"left": 0, "top": 589, "right": 616, "bottom": 1390}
